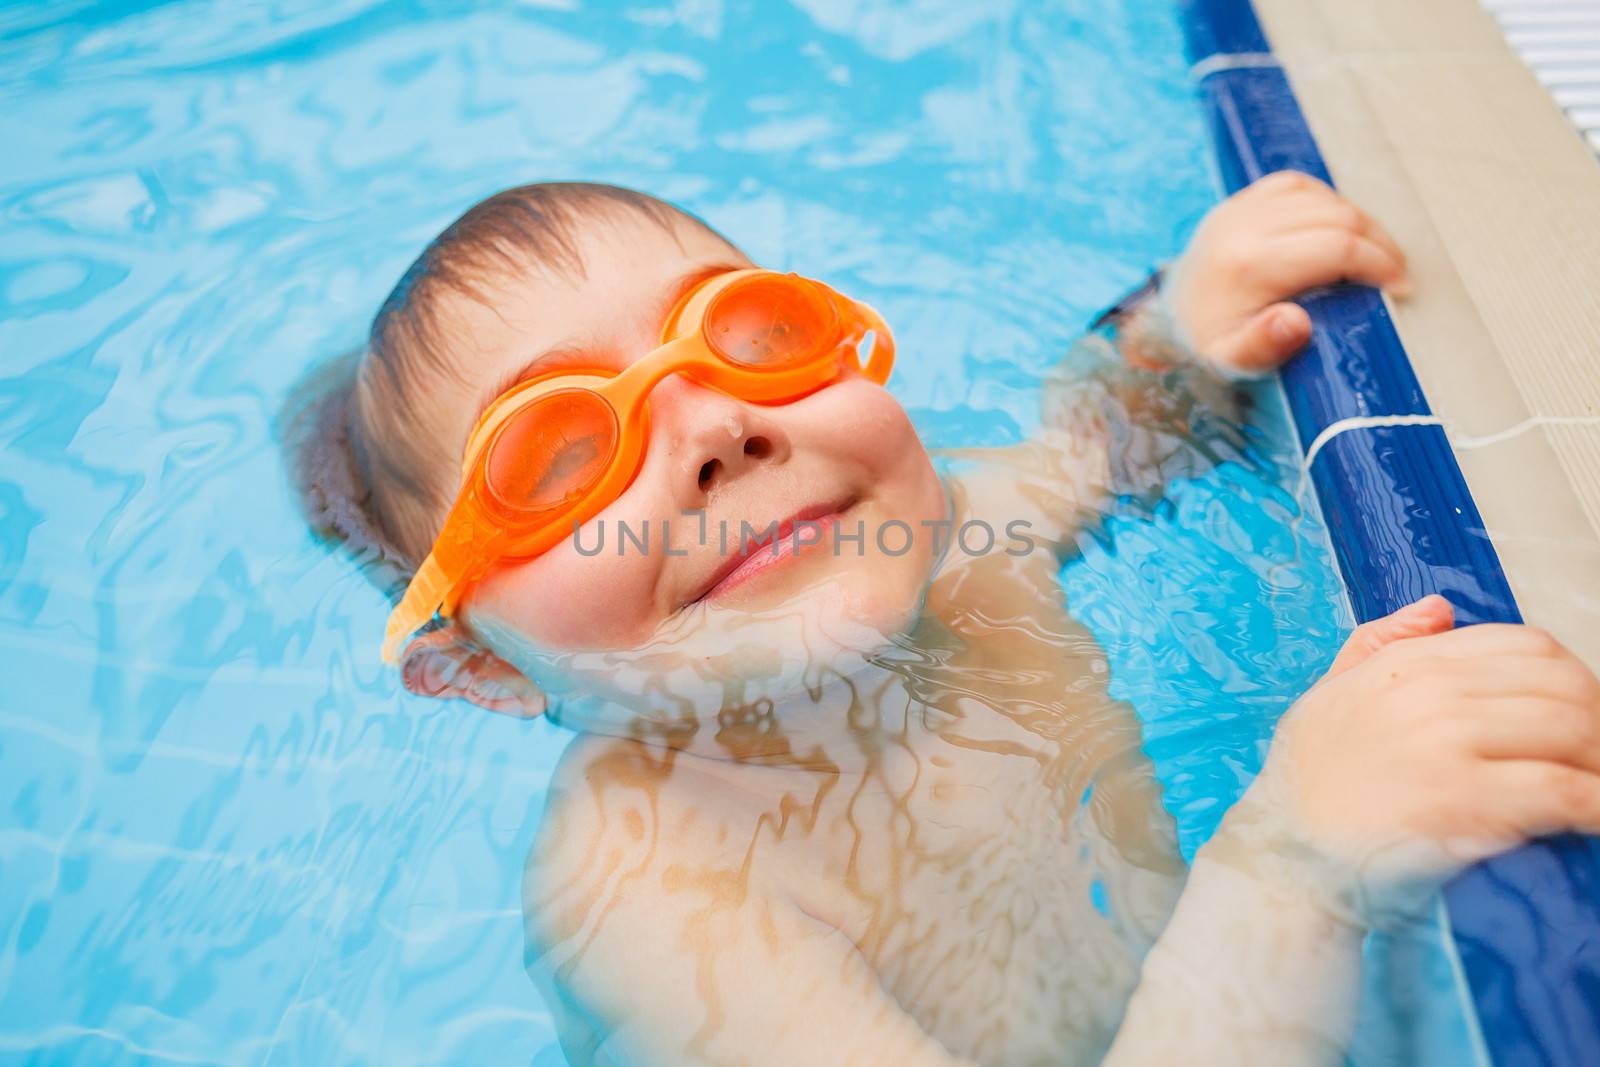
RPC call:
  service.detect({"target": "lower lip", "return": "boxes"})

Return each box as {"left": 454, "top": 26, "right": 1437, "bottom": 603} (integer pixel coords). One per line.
{"left": 702, "top": 507, "right": 851, "bottom": 604}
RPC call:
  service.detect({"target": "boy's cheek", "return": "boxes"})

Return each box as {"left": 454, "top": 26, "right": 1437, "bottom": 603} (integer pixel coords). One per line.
{"left": 809, "top": 379, "right": 919, "bottom": 453}
{"left": 465, "top": 547, "right": 664, "bottom": 654}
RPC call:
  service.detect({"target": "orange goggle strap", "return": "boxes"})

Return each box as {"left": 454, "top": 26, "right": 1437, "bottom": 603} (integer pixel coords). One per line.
{"left": 855, "top": 301, "right": 894, "bottom": 382}
{"left": 381, "top": 486, "right": 512, "bottom": 664}
{"left": 380, "top": 271, "right": 894, "bottom": 665}
{"left": 382, "top": 553, "right": 449, "bottom": 665}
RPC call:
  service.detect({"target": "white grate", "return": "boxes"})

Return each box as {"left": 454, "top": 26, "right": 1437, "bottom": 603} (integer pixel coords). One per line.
{"left": 1482, "top": 0, "right": 1600, "bottom": 151}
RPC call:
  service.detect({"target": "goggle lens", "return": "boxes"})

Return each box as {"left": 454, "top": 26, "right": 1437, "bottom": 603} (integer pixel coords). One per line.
{"left": 484, "top": 389, "right": 617, "bottom": 513}
{"left": 704, "top": 273, "right": 838, "bottom": 367}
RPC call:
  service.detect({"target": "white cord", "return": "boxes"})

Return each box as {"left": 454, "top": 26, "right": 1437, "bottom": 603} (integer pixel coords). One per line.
{"left": 1302, "top": 414, "right": 1445, "bottom": 469}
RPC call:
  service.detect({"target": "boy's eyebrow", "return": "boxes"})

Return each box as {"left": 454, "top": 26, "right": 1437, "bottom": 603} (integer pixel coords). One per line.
{"left": 472, "top": 261, "right": 745, "bottom": 426}
{"left": 473, "top": 343, "right": 600, "bottom": 429}
{"left": 653, "top": 261, "right": 747, "bottom": 332}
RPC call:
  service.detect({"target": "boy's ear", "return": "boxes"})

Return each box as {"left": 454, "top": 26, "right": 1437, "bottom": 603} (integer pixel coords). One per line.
{"left": 400, "top": 628, "right": 548, "bottom": 719}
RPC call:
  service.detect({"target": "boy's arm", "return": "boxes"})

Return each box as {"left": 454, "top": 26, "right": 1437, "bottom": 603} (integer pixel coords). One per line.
{"left": 1106, "top": 599, "right": 1600, "bottom": 1064}
{"left": 523, "top": 746, "right": 978, "bottom": 1067}
{"left": 1103, "top": 833, "right": 1364, "bottom": 1065}
{"left": 953, "top": 170, "right": 1410, "bottom": 555}
{"left": 947, "top": 331, "right": 1253, "bottom": 561}
{"left": 532, "top": 894, "right": 979, "bottom": 1067}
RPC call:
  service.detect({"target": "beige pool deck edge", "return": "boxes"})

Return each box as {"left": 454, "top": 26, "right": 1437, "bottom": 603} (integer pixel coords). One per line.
{"left": 1249, "top": 0, "right": 1600, "bottom": 669}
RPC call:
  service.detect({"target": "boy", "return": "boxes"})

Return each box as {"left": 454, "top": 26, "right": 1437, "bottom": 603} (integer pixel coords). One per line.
{"left": 288, "top": 176, "right": 1600, "bottom": 1066}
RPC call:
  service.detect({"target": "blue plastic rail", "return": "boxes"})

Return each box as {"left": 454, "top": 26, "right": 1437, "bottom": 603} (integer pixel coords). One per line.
{"left": 1178, "top": 2, "right": 1600, "bottom": 1064}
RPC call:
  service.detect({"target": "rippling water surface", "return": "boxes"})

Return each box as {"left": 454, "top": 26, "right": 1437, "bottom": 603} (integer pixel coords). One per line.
{"left": 0, "top": 2, "right": 1361, "bottom": 1064}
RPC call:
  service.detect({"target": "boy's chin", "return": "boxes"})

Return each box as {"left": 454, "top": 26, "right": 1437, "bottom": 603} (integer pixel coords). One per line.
{"left": 541, "top": 567, "right": 928, "bottom": 717}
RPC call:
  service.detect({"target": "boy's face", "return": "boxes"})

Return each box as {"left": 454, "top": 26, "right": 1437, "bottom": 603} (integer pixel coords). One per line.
{"left": 412, "top": 212, "right": 948, "bottom": 708}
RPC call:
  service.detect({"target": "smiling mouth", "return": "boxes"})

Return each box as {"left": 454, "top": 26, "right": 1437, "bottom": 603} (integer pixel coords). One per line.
{"left": 690, "top": 497, "right": 859, "bottom": 605}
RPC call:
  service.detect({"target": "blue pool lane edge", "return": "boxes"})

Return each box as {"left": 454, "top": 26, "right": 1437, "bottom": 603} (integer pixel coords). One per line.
{"left": 1177, "top": 1, "right": 1600, "bottom": 1064}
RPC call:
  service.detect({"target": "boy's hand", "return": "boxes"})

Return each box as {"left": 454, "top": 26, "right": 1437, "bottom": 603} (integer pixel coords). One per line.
{"left": 1219, "top": 597, "right": 1600, "bottom": 926}
{"left": 1163, "top": 170, "right": 1410, "bottom": 376}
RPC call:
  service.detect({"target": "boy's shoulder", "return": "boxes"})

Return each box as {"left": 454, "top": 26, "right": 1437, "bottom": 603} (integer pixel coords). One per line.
{"left": 932, "top": 432, "right": 1113, "bottom": 573}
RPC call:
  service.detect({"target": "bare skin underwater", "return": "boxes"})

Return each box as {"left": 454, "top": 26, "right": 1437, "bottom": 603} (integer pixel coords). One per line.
{"left": 522, "top": 478, "right": 1188, "bottom": 1067}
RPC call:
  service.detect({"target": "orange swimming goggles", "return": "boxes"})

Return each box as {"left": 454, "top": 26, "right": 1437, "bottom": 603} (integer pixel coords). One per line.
{"left": 381, "top": 268, "right": 895, "bottom": 663}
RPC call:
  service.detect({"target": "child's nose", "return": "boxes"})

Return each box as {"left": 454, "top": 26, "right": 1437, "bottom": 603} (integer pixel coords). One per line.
{"left": 650, "top": 376, "right": 789, "bottom": 502}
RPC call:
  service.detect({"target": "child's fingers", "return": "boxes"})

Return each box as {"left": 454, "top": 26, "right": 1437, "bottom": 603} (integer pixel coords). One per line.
{"left": 1278, "top": 195, "right": 1408, "bottom": 273}
{"left": 1247, "top": 169, "right": 1332, "bottom": 202}
{"left": 1326, "top": 595, "right": 1454, "bottom": 676}
{"left": 1263, "top": 228, "right": 1409, "bottom": 292}
{"left": 1203, "top": 301, "right": 1311, "bottom": 372}
{"left": 1448, "top": 655, "right": 1600, "bottom": 705}
{"left": 1484, "top": 760, "right": 1600, "bottom": 838}
{"left": 1353, "top": 212, "right": 1405, "bottom": 274}
{"left": 1463, "top": 697, "right": 1600, "bottom": 776}
{"left": 1402, "top": 623, "right": 1578, "bottom": 662}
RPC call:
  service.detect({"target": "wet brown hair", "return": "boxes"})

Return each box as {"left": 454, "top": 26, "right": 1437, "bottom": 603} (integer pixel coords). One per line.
{"left": 280, "top": 182, "right": 739, "bottom": 591}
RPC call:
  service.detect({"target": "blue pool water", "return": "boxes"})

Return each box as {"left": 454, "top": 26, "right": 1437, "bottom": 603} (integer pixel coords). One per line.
{"left": 1, "top": 1, "right": 1368, "bottom": 1063}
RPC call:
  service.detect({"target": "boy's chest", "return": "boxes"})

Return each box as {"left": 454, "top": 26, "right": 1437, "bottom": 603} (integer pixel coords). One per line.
{"left": 766, "top": 612, "right": 1185, "bottom": 1067}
